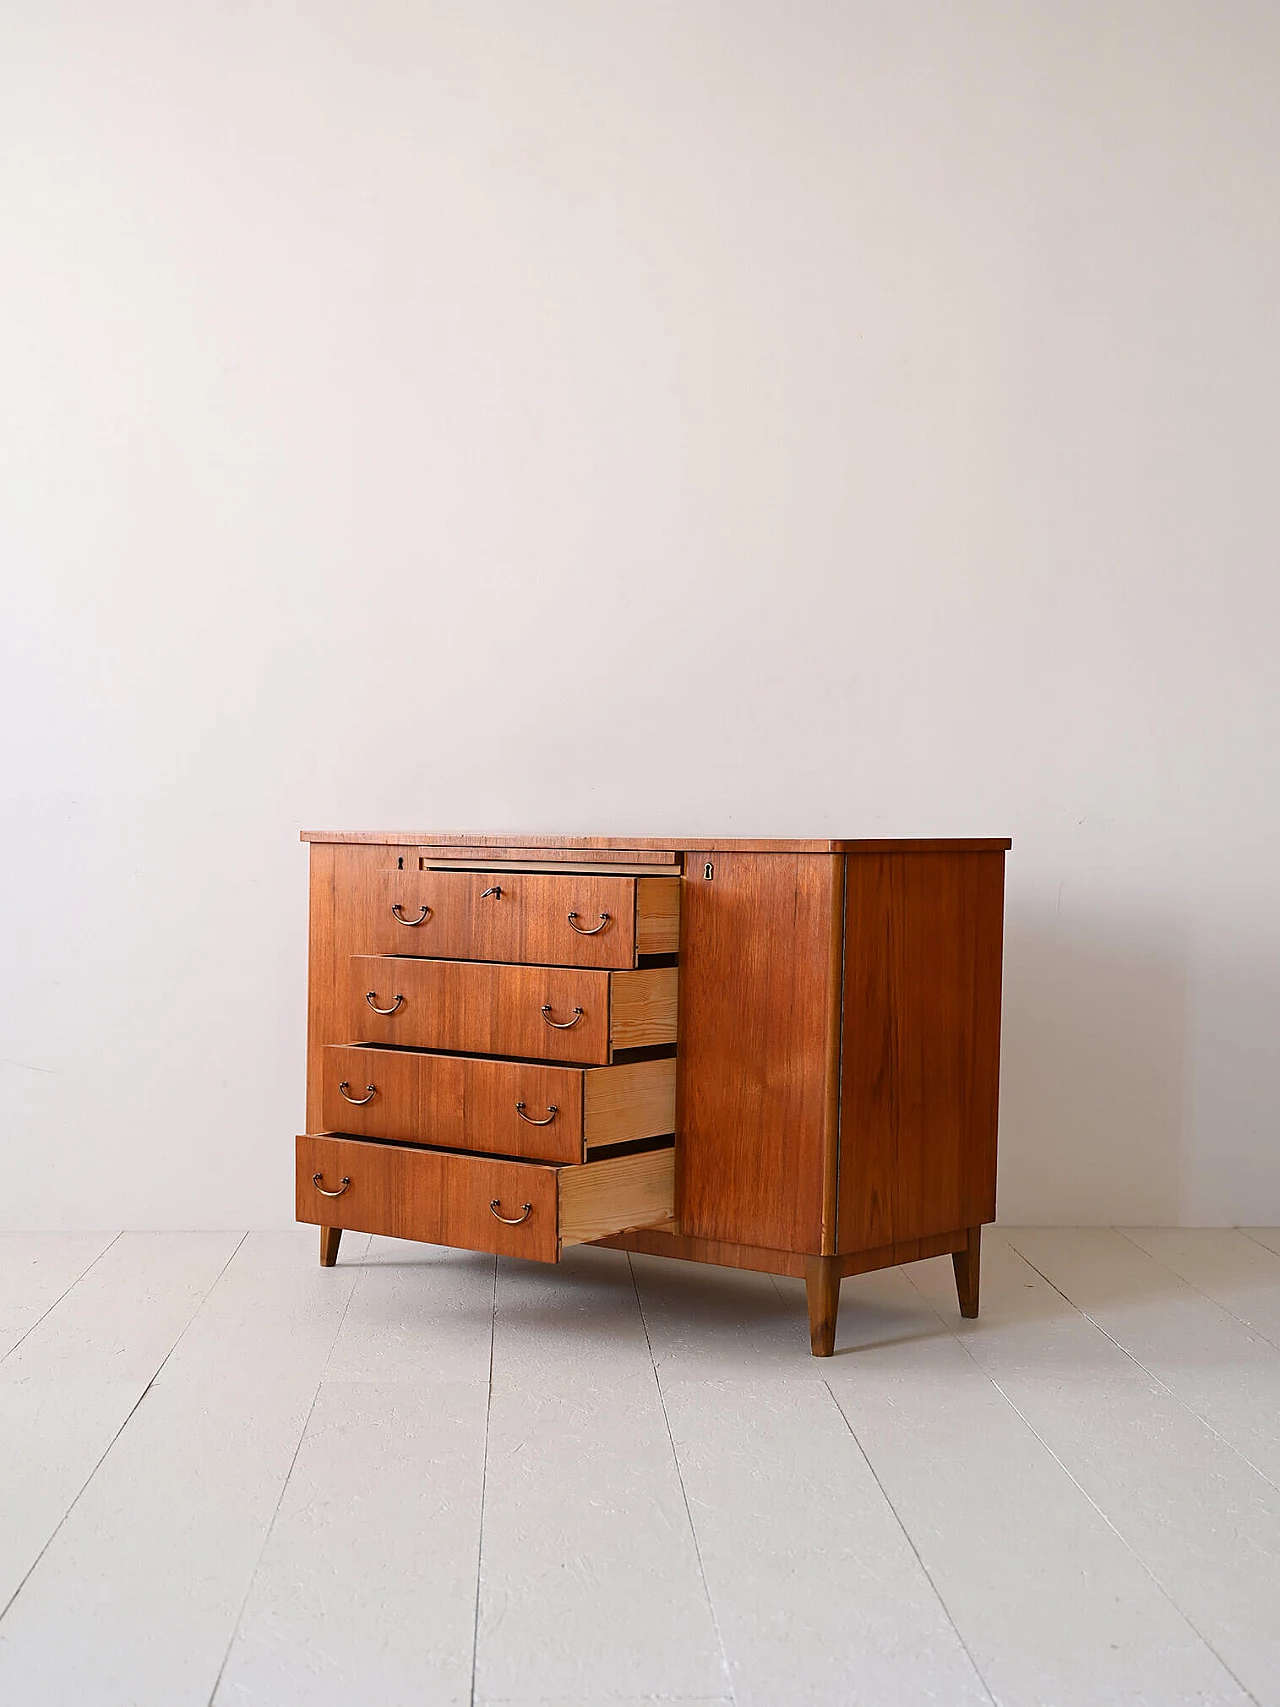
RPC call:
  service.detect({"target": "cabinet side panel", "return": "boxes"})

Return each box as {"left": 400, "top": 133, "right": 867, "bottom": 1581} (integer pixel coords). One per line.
{"left": 305, "top": 842, "right": 393, "bottom": 1134}
{"left": 838, "top": 851, "right": 1005, "bottom": 1252}
{"left": 678, "top": 853, "right": 840, "bottom": 1254}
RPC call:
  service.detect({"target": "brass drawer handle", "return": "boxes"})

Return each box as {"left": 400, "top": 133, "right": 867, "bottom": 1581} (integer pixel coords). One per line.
{"left": 515, "top": 1101, "right": 558, "bottom": 1125}
{"left": 489, "top": 1198, "right": 533, "bottom": 1225}
{"left": 541, "top": 1004, "right": 584, "bottom": 1029}
{"left": 567, "top": 910, "right": 610, "bottom": 935}
{"left": 391, "top": 903, "right": 431, "bottom": 926}
{"left": 366, "top": 991, "right": 404, "bottom": 1015}
{"left": 338, "top": 1081, "right": 376, "bottom": 1105}
{"left": 313, "top": 1172, "right": 351, "bottom": 1198}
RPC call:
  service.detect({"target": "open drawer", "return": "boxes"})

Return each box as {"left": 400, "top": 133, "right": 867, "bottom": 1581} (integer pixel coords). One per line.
{"left": 359, "top": 868, "right": 680, "bottom": 968}
{"left": 296, "top": 1132, "right": 675, "bottom": 1262}
{"left": 350, "top": 956, "right": 677, "bottom": 1064}
{"left": 321, "top": 1047, "right": 677, "bottom": 1165}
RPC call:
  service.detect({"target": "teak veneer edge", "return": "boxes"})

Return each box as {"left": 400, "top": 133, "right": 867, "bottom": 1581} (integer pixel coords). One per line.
{"left": 301, "top": 831, "right": 1013, "bottom": 854}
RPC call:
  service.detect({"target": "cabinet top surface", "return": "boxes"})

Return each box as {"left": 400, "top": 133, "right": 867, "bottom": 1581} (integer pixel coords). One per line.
{"left": 300, "top": 831, "right": 1012, "bottom": 853}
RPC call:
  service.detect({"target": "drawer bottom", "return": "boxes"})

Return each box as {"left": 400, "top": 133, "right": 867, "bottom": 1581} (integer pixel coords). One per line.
{"left": 296, "top": 1133, "right": 674, "bottom": 1263}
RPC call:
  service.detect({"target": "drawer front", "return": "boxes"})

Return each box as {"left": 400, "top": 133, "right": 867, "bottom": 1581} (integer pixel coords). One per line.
{"left": 296, "top": 1134, "right": 675, "bottom": 1262}
{"left": 358, "top": 870, "right": 679, "bottom": 969}
{"left": 350, "top": 956, "right": 678, "bottom": 1064}
{"left": 321, "top": 1046, "right": 586, "bottom": 1163}
{"left": 298, "top": 1132, "right": 562, "bottom": 1259}
{"left": 321, "top": 1048, "right": 678, "bottom": 1164}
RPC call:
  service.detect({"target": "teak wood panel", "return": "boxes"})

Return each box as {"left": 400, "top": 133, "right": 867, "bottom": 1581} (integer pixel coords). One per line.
{"left": 319, "top": 1046, "right": 676, "bottom": 1164}
{"left": 607, "top": 965, "right": 680, "bottom": 1049}
{"left": 349, "top": 955, "right": 677, "bottom": 1064}
{"left": 582, "top": 1057, "right": 677, "bottom": 1149}
{"left": 296, "top": 1134, "right": 674, "bottom": 1261}
{"left": 303, "top": 832, "right": 1013, "bottom": 853}
{"left": 593, "top": 1225, "right": 970, "bottom": 1279}
{"left": 558, "top": 1149, "right": 676, "bottom": 1245}
{"left": 298, "top": 1133, "right": 563, "bottom": 1260}
{"left": 321, "top": 1045, "right": 583, "bottom": 1163}
{"left": 306, "top": 843, "right": 396, "bottom": 1135}
{"left": 676, "top": 852, "right": 842, "bottom": 1255}
{"left": 592, "top": 1228, "right": 809, "bottom": 1279}
{"left": 414, "top": 845, "right": 678, "bottom": 865}
{"left": 837, "top": 851, "right": 1005, "bottom": 1252}
{"left": 356, "top": 870, "right": 679, "bottom": 968}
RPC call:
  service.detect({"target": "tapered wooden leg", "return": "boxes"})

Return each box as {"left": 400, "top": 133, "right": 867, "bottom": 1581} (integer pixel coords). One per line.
{"left": 953, "top": 1225, "right": 981, "bottom": 1318}
{"left": 319, "top": 1225, "right": 342, "bottom": 1267}
{"left": 804, "top": 1256, "right": 841, "bottom": 1357}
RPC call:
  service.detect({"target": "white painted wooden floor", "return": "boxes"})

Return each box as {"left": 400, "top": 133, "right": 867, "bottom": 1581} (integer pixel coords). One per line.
{"left": 2, "top": 1229, "right": 1280, "bottom": 1706}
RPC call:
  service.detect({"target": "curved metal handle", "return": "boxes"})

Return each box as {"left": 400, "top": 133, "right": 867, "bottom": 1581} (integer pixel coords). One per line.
{"left": 489, "top": 1199, "right": 533, "bottom": 1225}
{"left": 366, "top": 991, "right": 404, "bottom": 1015}
{"left": 391, "top": 903, "right": 431, "bottom": 926}
{"left": 541, "top": 1004, "right": 584, "bottom": 1029}
{"left": 313, "top": 1173, "right": 351, "bottom": 1198}
{"left": 515, "top": 1101, "right": 558, "bottom": 1126}
{"left": 567, "top": 911, "right": 611, "bottom": 935}
{"left": 481, "top": 885, "right": 502, "bottom": 899}
{"left": 338, "top": 1081, "right": 376, "bottom": 1106}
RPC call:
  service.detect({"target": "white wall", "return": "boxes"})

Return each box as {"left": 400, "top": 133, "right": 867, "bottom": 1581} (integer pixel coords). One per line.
{"left": 2, "top": 1, "right": 1278, "bottom": 1230}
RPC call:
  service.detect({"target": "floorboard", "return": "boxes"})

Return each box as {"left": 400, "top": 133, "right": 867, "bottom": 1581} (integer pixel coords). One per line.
{"left": 213, "top": 1239, "right": 494, "bottom": 1706}
{"left": 1121, "top": 1226, "right": 1280, "bottom": 1349}
{"left": 472, "top": 1245, "right": 729, "bottom": 1706}
{"left": 1006, "top": 1227, "right": 1280, "bottom": 1489}
{"left": 821, "top": 1264, "right": 1252, "bottom": 1706}
{"left": 910, "top": 1233, "right": 1280, "bottom": 1704}
{"left": 659, "top": 1376, "right": 990, "bottom": 1706}
{"left": 0, "top": 1232, "right": 119, "bottom": 1361}
{"left": 0, "top": 1232, "right": 242, "bottom": 1617}
{"left": 0, "top": 1231, "right": 366, "bottom": 1707}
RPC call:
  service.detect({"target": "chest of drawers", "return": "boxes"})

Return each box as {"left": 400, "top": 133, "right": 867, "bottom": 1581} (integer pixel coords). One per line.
{"left": 298, "top": 833, "right": 1009, "bottom": 1355}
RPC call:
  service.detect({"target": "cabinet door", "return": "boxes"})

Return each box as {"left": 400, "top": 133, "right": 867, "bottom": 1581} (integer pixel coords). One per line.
{"left": 677, "top": 853, "right": 842, "bottom": 1255}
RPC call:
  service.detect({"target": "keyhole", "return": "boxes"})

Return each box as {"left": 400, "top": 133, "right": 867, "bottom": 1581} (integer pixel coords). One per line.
{"left": 704, "top": 862, "right": 714, "bottom": 880}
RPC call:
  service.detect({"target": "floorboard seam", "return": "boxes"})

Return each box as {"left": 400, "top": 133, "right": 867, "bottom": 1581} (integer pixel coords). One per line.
{"left": 902, "top": 1260, "right": 1263, "bottom": 1707}
{"left": 628, "top": 1254, "right": 738, "bottom": 1707}
{"left": 822, "top": 1381, "right": 998, "bottom": 1706}
{"left": 1239, "top": 1229, "right": 1280, "bottom": 1260}
{"left": 204, "top": 1232, "right": 372, "bottom": 1707}
{"left": 1000, "top": 1231, "right": 1280, "bottom": 1498}
{"left": 467, "top": 1254, "right": 499, "bottom": 1707}
{"left": 0, "top": 1229, "right": 251, "bottom": 1632}
{"left": 0, "top": 1231, "right": 124, "bottom": 1367}
{"left": 1113, "top": 1227, "right": 1280, "bottom": 1353}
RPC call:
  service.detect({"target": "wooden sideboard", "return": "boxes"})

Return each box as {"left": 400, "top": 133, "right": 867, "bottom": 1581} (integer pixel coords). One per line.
{"left": 297, "top": 833, "right": 1010, "bottom": 1355}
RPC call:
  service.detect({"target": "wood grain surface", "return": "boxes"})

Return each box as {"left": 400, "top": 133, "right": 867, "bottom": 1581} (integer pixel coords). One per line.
{"left": 413, "top": 844, "right": 678, "bottom": 864}
{"left": 838, "top": 851, "right": 1005, "bottom": 1252}
{"left": 302, "top": 832, "right": 1012, "bottom": 853}
{"left": 558, "top": 1149, "right": 675, "bottom": 1245}
{"left": 353, "top": 870, "right": 681, "bottom": 969}
{"left": 348, "top": 956, "right": 676, "bottom": 1064}
{"left": 677, "top": 852, "right": 843, "bottom": 1254}
{"left": 582, "top": 1057, "right": 677, "bottom": 1149}
{"left": 318, "top": 1047, "right": 676, "bottom": 1164}
{"left": 306, "top": 843, "right": 396, "bottom": 1133}
{"left": 320, "top": 1045, "right": 588, "bottom": 1164}
{"left": 297, "top": 1133, "right": 563, "bottom": 1260}
{"left": 592, "top": 1225, "right": 969, "bottom": 1278}
{"left": 296, "top": 1134, "right": 675, "bottom": 1260}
